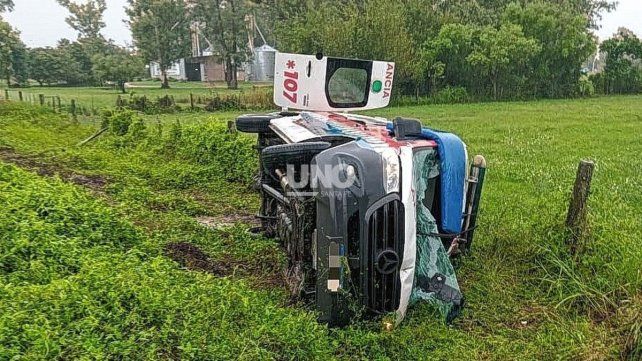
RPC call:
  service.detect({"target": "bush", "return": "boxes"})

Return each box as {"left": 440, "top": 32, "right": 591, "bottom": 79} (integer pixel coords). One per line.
{"left": 0, "top": 164, "right": 141, "bottom": 285}
{"left": 432, "top": 86, "right": 470, "bottom": 104}
{"left": 93, "top": 115, "right": 257, "bottom": 186}
{"left": 589, "top": 73, "right": 605, "bottom": 95}
{"left": 390, "top": 86, "right": 471, "bottom": 106}
{"left": 204, "top": 94, "right": 243, "bottom": 111}
{"left": 160, "top": 121, "right": 258, "bottom": 185}
{"left": 100, "top": 109, "right": 142, "bottom": 136}
{"left": 241, "top": 88, "right": 274, "bottom": 109}
{"left": 116, "top": 94, "right": 181, "bottom": 114}
{"left": 578, "top": 75, "right": 595, "bottom": 97}
{"left": 157, "top": 95, "right": 175, "bottom": 108}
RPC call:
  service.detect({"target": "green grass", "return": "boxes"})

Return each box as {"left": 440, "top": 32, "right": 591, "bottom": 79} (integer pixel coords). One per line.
{"left": 4, "top": 81, "right": 272, "bottom": 110}
{"left": 0, "top": 95, "right": 641, "bottom": 359}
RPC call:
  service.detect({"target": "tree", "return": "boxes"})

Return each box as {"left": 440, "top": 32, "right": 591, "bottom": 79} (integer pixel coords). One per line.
{"left": 270, "top": 0, "right": 421, "bottom": 93}
{"left": 191, "top": 0, "right": 253, "bottom": 89}
{"left": 10, "top": 42, "right": 28, "bottom": 85}
{"left": 267, "top": 0, "right": 618, "bottom": 100}
{"left": 56, "top": 39, "right": 94, "bottom": 85}
{"left": 0, "top": 0, "right": 14, "bottom": 12}
{"left": 56, "top": 0, "right": 107, "bottom": 40}
{"left": 351, "top": 0, "right": 420, "bottom": 95}
{"left": 55, "top": 0, "right": 121, "bottom": 86}
{"left": 0, "top": 19, "right": 26, "bottom": 87}
{"left": 503, "top": 2, "right": 597, "bottom": 98}
{"left": 92, "top": 49, "right": 145, "bottom": 93}
{"left": 467, "top": 24, "right": 540, "bottom": 99}
{"left": 564, "top": 0, "right": 617, "bottom": 30}
{"left": 423, "top": 24, "right": 476, "bottom": 94}
{"left": 127, "top": 0, "right": 191, "bottom": 89}
{"left": 600, "top": 28, "right": 642, "bottom": 94}
{"left": 28, "top": 47, "right": 67, "bottom": 86}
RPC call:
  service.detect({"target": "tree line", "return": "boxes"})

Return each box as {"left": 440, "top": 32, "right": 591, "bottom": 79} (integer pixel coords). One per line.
{"left": 265, "top": 0, "right": 640, "bottom": 100}
{"left": 1, "top": 0, "right": 641, "bottom": 100}
{"left": 1, "top": 0, "right": 144, "bottom": 92}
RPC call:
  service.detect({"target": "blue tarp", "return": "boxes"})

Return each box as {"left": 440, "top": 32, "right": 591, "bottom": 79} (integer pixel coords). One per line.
{"left": 387, "top": 123, "right": 466, "bottom": 234}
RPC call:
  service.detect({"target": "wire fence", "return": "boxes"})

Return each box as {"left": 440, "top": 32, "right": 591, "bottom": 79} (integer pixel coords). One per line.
{"left": 1, "top": 88, "right": 97, "bottom": 120}
{"left": 1, "top": 87, "right": 276, "bottom": 116}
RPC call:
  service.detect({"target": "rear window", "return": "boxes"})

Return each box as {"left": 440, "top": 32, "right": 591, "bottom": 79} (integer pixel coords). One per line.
{"left": 327, "top": 68, "right": 369, "bottom": 105}
{"left": 325, "top": 58, "right": 372, "bottom": 108}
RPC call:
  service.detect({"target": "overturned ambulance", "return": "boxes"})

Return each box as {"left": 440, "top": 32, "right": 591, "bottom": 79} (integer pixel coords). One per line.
{"left": 236, "top": 53, "right": 486, "bottom": 326}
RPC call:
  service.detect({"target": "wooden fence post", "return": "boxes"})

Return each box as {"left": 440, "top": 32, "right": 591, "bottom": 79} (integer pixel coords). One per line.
{"left": 56, "top": 96, "right": 61, "bottom": 109}
{"left": 71, "top": 99, "right": 77, "bottom": 120}
{"left": 18, "top": 91, "right": 23, "bottom": 102}
{"left": 4, "top": 89, "right": 8, "bottom": 100}
{"left": 39, "top": 94, "right": 45, "bottom": 106}
{"left": 566, "top": 160, "right": 595, "bottom": 255}
{"left": 190, "top": 93, "right": 195, "bottom": 110}
{"left": 227, "top": 120, "right": 237, "bottom": 133}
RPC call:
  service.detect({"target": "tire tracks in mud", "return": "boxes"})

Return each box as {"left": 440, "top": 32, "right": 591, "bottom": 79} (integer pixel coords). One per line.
{"left": 0, "top": 146, "right": 108, "bottom": 192}
{"left": 0, "top": 146, "right": 287, "bottom": 291}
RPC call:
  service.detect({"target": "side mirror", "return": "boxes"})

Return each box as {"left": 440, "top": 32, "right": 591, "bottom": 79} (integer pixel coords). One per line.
{"left": 273, "top": 52, "right": 395, "bottom": 112}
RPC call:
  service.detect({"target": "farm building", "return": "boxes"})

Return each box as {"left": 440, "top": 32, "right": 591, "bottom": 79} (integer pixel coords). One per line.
{"left": 149, "top": 54, "right": 247, "bottom": 83}
{"left": 149, "top": 16, "right": 276, "bottom": 83}
{"left": 149, "top": 46, "right": 276, "bottom": 83}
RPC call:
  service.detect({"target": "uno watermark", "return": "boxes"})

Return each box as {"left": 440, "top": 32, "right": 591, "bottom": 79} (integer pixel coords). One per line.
{"left": 282, "top": 164, "right": 357, "bottom": 197}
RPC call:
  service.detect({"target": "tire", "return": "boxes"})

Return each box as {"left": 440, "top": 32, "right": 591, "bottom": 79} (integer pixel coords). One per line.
{"left": 262, "top": 142, "right": 332, "bottom": 182}
{"left": 236, "top": 114, "right": 277, "bottom": 133}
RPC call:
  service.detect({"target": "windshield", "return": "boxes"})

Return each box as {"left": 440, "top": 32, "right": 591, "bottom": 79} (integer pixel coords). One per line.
{"left": 411, "top": 148, "right": 463, "bottom": 322}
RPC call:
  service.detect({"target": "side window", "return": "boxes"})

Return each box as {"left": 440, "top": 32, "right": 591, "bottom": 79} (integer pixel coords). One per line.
{"left": 325, "top": 58, "right": 372, "bottom": 108}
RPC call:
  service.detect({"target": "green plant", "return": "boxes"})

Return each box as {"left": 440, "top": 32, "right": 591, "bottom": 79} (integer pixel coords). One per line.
{"left": 578, "top": 75, "right": 595, "bottom": 97}
{"left": 0, "top": 165, "right": 330, "bottom": 360}
{"left": 432, "top": 86, "right": 470, "bottom": 104}
{"left": 100, "top": 109, "right": 140, "bottom": 136}
{"left": 0, "top": 163, "right": 141, "bottom": 285}
{"left": 205, "top": 94, "right": 243, "bottom": 111}
{"left": 156, "top": 120, "right": 257, "bottom": 185}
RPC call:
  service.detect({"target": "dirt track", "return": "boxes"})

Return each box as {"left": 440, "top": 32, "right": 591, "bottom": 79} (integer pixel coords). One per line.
{"left": 0, "top": 146, "right": 108, "bottom": 192}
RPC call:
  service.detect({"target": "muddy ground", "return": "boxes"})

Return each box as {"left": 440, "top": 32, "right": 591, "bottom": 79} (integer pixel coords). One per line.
{"left": 0, "top": 147, "right": 289, "bottom": 294}
{"left": 0, "top": 146, "right": 108, "bottom": 192}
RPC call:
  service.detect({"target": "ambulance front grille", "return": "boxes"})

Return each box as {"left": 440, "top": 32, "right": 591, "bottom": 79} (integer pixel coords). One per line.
{"left": 365, "top": 199, "right": 404, "bottom": 313}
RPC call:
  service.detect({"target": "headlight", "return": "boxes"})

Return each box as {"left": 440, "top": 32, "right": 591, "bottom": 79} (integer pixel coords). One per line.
{"left": 381, "top": 149, "right": 400, "bottom": 193}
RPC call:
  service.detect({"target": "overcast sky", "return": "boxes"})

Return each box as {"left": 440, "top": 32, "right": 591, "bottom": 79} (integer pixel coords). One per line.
{"left": 3, "top": 0, "right": 642, "bottom": 48}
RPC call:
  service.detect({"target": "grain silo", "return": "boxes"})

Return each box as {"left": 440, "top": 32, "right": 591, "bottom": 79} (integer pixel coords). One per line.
{"left": 251, "top": 44, "right": 277, "bottom": 82}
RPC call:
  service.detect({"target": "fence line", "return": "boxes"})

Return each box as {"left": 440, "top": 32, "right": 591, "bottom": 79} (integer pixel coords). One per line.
{"left": 1, "top": 87, "right": 276, "bottom": 115}
{"left": 1, "top": 89, "right": 95, "bottom": 120}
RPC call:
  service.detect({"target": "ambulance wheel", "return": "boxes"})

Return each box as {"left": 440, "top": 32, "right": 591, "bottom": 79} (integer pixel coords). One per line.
{"left": 236, "top": 114, "right": 276, "bottom": 133}
{"left": 262, "top": 142, "right": 332, "bottom": 183}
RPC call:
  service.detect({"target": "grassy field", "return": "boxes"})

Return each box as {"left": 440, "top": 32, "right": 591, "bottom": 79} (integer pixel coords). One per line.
{"left": 5, "top": 81, "right": 272, "bottom": 110}
{"left": 0, "top": 95, "right": 640, "bottom": 360}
